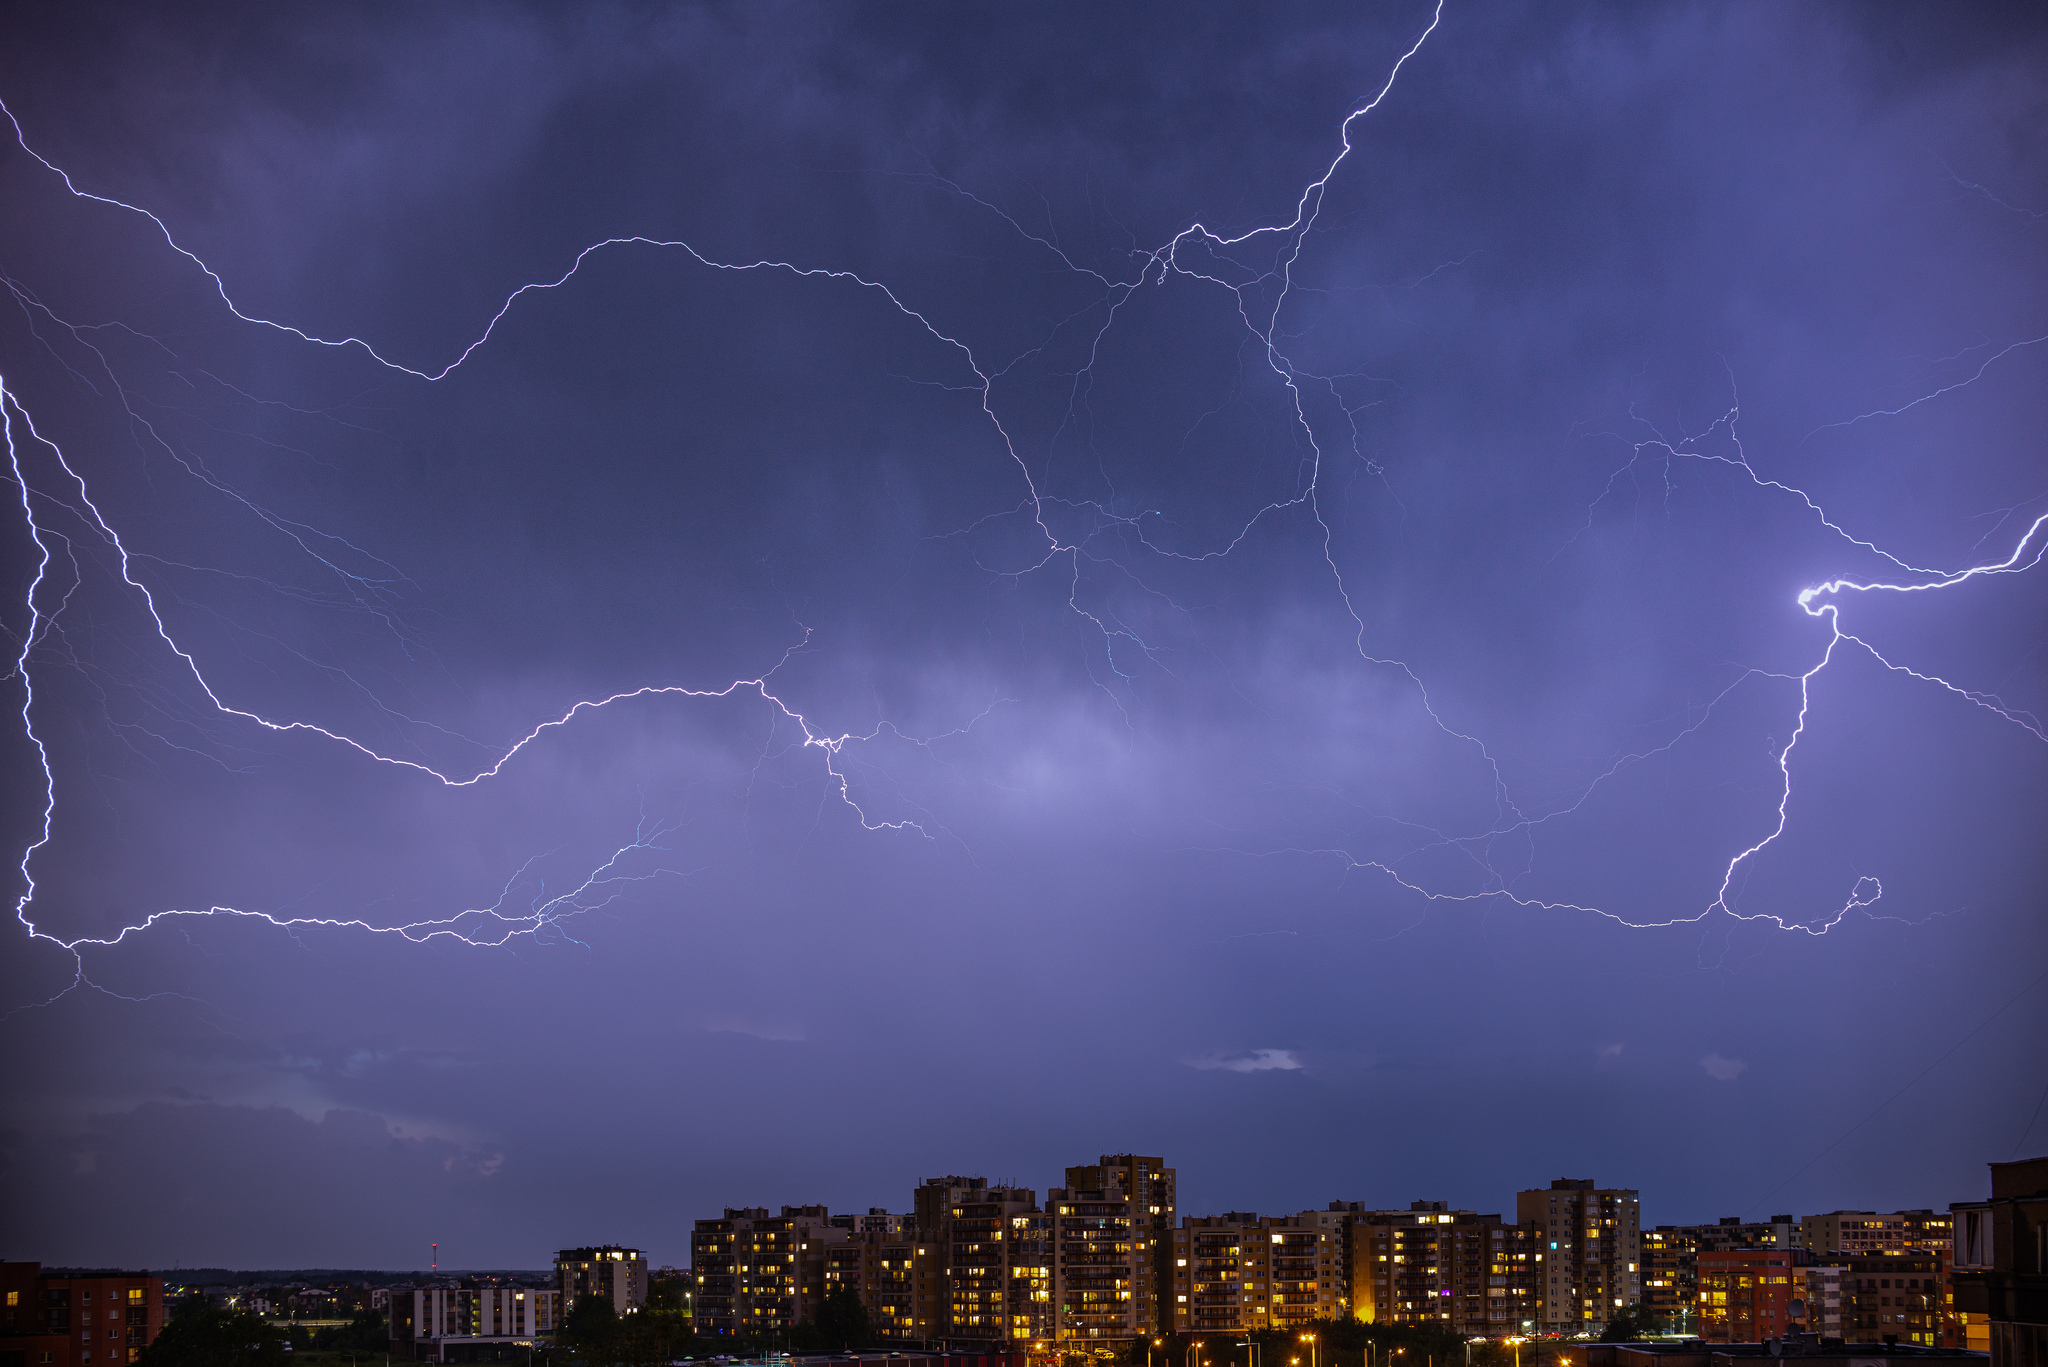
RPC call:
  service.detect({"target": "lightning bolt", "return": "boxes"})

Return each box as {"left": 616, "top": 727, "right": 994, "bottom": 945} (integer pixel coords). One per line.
{"left": 3, "top": 0, "right": 2042, "bottom": 1003}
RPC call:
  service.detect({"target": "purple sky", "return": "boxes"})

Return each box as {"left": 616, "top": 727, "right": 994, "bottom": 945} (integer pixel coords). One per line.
{"left": 2, "top": 2, "right": 2045, "bottom": 1271}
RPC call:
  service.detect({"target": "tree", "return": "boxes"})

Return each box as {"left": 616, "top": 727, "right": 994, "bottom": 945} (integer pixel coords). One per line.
{"left": 1599, "top": 1311, "right": 1649, "bottom": 1343}
{"left": 561, "top": 1292, "right": 621, "bottom": 1360}
{"left": 312, "top": 1309, "right": 389, "bottom": 1352}
{"left": 811, "top": 1285, "right": 872, "bottom": 1352}
{"left": 135, "top": 1308, "right": 290, "bottom": 1367}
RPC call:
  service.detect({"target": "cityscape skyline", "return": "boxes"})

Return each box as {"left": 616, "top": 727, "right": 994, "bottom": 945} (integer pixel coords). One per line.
{"left": 2, "top": 0, "right": 2044, "bottom": 1292}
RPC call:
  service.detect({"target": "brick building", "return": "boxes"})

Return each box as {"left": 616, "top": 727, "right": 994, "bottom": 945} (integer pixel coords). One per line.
{"left": 1695, "top": 1248, "right": 1804, "bottom": 1342}
{"left": 0, "top": 1265, "right": 163, "bottom": 1367}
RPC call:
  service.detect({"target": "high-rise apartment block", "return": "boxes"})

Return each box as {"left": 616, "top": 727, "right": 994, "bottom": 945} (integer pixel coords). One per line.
{"left": 691, "top": 1159, "right": 1173, "bottom": 1348}
{"left": 1641, "top": 1227, "right": 1696, "bottom": 1332}
{"left": 838, "top": 1225, "right": 942, "bottom": 1340}
{"left": 915, "top": 1177, "right": 1052, "bottom": 1344}
{"left": 1168, "top": 1210, "right": 1347, "bottom": 1335}
{"left": 1338, "top": 1201, "right": 1537, "bottom": 1335}
{"left": 688, "top": 1208, "right": 847, "bottom": 1337}
{"left": 1048, "top": 1157, "right": 1169, "bottom": 1343}
{"left": 556, "top": 1245, "right": 648, "bottom": 1316}
{"left": 1517, "top": 1179, "right": 1642, "bottom": 1334}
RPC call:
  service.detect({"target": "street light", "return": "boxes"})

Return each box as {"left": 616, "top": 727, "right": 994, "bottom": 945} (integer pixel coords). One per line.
{"left": 1300, "top": 1333, "right": 1318, "bottom": 1367}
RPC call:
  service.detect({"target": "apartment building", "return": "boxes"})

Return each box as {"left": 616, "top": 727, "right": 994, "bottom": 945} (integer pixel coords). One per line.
{"left": 1339, "top": 1201, "right": 1537, "bottom": 1335}
{"left": 389, "top": 1284, "right": 560, "bottom": 1361}
{"left": 1516, "top": 1178, "right": 1643, "bottom": 1334}
{"left": 1840, "top": 1252, "right": 1946, "bottom": 1346}
{"left": 1691, "top": 1217, "right": 1804, "bottom": 1253}
{"left": 1805, "top": 1212, "right": 1954, "bottom": 1259}
{"left": 842, "top": 1227, "right": 943, "bottom": 1341}
{"left": 1048, "top": 1155, "right": 1175, "bottom": 1344}
{"left": 0, "top": 1264, "right": 164, "bottom": 1367}
{"left": 1803, "top": 1264, "right": 1845, "bottom": 1338}
{"left": 1169, "top": 1210, "right": 1348, "bottom": 1335}
{"left": 1952, "top": 1154, "right": 2048, "bottom": 1367}
{"left": 915, "top": 1177, "right": 1050, "bottom": 1344}
{"left": 1695, "top": 1248, "right": 1805, "bottom": 1342}
{"left": 556, "top": 1246, "right": 647, "bottom": 1316}
{"left": 1642, "top": 1228, "right": 1697, "bottom": 1333}
{"left": 688, "top": 1206, "right": 848, "bottom": 1337}
{"left": 834, "top": 1209, "right": 915, "bottom": 1235}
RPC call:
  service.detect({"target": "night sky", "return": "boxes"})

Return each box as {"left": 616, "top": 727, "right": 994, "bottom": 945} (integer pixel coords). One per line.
{"left": 2, "top": 2, "right": 2045, "bottom": 1271}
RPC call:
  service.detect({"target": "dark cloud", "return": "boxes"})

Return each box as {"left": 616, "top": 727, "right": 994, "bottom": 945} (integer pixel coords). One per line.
{"left": 2, "top": 1, "right": 2044, "bottom": 1266}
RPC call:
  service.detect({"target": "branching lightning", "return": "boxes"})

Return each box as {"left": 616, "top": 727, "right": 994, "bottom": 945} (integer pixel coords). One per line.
{"left": 3, "top": 0, "right": 2043, "bottom": 1005}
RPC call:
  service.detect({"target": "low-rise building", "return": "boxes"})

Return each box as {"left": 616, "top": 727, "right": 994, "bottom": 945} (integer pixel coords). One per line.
{"left": 388, "top": 1284, "right": 558, "bottom": 1362}
{"left": 1569, "top": 1337, "right": 1985, "bottom": 1367}
{"left": 0, "top": 1263, "right": 165, "bottom": 1367}
{"left": 1951, "top": 1155, "right": 2047, "bottom": 1367}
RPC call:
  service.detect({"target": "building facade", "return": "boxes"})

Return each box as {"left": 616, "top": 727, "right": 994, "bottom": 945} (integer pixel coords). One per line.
{"left": 1643, "top": 1228, "right": 1698, "bottom": 1334}
{"left": 1838, "top": 1252, "right": 1944, "bottom": 1347}
{"left": 1516, "top": 1179, "right": 1643, "bottom": 1334}
{"left": 1952, "top": 1155, "right": 2047, "bottom": 1367}
{"left": 687, "top": 1208, "right": 846, "bottom": 1338}
{"left": 1169, "top": 1210, "right": 1347, "bottom": 1336}
{"left": 1046, "top": 1155, "right": 1175, "bottom": 1345}
{"left": 389, "top": 1285, "right": 559, "bottom": 1362}
{"left": 920, "top": 1179, "right": 1049, "bottom": 1344}
{"left": 1804, "top": 1212, "right": 1954, "bottom": 1259}
{"left": 555, "top": 1246, "right": 648, "bottom": 1317}
{"left": 1339, "top": 1202, "right": 1536, "bottom": 1335}
{"left": 1802, "top": 1264, "right": 1845, "bottom": 1339}
{"left": 0, "top": 1265, "right": 163, "bottom": 1367}
{"left": 849, "top": 1227, "right": 942, "bottom": 1341}
{"left": 1696, "top": 1249, "right": 1804, "bottom": 1343}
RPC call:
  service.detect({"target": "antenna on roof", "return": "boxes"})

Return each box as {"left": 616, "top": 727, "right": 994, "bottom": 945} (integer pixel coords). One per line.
{"left": 432, "top": 1243, "right": 438, "bottom": 1273}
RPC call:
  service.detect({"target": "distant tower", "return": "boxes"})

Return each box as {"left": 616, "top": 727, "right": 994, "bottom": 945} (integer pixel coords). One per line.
{"left": 432, "top": 1243, "right": 439, "bottom": 1272}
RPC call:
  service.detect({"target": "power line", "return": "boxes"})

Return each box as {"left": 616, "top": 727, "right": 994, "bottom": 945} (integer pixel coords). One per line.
{"left": 1746, "top": 962, "right": 2048, "bottom": 1217}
